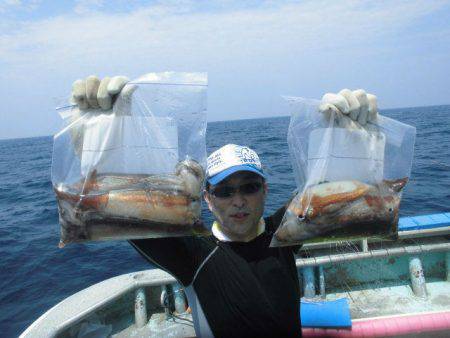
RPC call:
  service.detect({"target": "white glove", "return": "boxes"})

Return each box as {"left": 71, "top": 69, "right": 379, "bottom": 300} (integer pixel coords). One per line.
{"left": 71, "top": 75, "right": 130, "bottom": 110}
{"left": 68, "top": 75, "right": 130, "bottom": 158}
{"left": 319, "top": 89, "right": 378, "bottom": 130}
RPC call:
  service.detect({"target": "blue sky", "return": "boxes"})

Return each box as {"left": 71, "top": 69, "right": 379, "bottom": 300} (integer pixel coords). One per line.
{"left": 1, "top": 0, "right": 449, "bottom": 139}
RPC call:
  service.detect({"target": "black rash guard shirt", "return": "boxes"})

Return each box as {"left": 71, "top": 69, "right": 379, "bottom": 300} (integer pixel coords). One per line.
{"left": 129, "top": 206, "right": 301, "bottom": 338}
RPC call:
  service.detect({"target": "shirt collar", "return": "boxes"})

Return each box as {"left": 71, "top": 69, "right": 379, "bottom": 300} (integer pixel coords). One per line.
{"left": 212, "top": 218, "right": 265, "bottom": 242}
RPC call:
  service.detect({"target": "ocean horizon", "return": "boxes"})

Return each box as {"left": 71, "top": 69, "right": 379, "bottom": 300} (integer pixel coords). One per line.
{"left": 2, "top": 104, "right": 449, "bottom": 141}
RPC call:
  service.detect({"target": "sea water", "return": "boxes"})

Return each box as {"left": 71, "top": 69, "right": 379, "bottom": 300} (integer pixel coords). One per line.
{"left": 0, "top": 106, "right": 449, "bottom": 337}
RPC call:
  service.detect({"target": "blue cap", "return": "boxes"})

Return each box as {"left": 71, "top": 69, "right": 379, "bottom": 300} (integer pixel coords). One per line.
{"left": 206, "top": 144, "right": 265, "bottom": 186}
{"left": 207, "top": 164, "right": 265, "bottom": 185}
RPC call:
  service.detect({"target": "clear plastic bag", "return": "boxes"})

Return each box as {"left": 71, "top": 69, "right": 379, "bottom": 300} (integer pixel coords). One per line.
{"left": 271, "top": 97, "right": 416, "bottom": 247}
{"left": 52, "top": 72, "right": 209, "bottom": 247}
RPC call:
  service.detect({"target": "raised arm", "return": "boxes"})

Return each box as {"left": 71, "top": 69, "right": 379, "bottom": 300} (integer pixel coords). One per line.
{"left": 129, "top": 237, "right": 201, "bottom": 286}
{"left": 129, "top": 232, "right": 222, "bottom": 288}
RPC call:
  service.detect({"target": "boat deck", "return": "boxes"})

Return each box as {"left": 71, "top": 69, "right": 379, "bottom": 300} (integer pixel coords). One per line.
{"left": 113, "top": 313, "right": 196, "bottom": 338}
{"left": 20, "top": 213, "right": 450, "bottom": 338}
{"left": 329, "top": 280, "right": 450, "bottom": 319}
{"left": 110, "top": 280, "right": 450, "bottom": 338}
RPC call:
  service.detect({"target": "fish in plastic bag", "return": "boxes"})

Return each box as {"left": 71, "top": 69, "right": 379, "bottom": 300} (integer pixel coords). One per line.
{"left": 55, "top": 160, "right": 207, "bottom": 247}
{"left": 52, "top": 72, "right": 209, "bottom": 247}
{"left": 271, "top": 93, "right": 416, "bottom": 247}
{"left": 271, "top": 178, "right": 408, "bottom": 246}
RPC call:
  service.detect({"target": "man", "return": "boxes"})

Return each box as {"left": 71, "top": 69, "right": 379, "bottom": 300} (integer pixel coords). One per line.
{"left": 70, "top": 75, "right": 378, "bottom": 337}
{"left": 130, "top": 143, "right": 301, "bottom": 337}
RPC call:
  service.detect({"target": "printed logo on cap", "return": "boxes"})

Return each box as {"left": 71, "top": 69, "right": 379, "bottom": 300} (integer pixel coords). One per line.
{"left": 235, "top": 146, "right": 258, "bottom": 166}
{"left": 206, "top": 144, "right": 262, "bottom": 178}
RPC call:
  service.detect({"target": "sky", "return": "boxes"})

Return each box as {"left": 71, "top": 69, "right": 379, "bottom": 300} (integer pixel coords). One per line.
{"left": 1, "top": 0, "right": 449, "bottom": 139}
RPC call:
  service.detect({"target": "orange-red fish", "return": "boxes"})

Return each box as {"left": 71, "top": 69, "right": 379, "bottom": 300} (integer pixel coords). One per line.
{"left": 55, "top": 160, "right": 207, "bottom": 247}
{"left": 272, "top": 178, "right": 408, "bottom": 246}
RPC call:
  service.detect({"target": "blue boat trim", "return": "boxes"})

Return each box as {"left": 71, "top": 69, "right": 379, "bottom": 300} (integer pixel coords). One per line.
{"left": 398, "top": 213, "right": 450, "bottom": 231}
{"left": 300, "top": 298, "right": 352, "bottom": 328}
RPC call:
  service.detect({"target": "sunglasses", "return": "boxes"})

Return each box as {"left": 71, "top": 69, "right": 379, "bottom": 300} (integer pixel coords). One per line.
{"left": 209, "top": 182, "right": 263, "bottom": 199}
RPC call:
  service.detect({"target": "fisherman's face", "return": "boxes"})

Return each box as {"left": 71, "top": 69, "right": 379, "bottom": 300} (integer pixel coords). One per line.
{"left": 204, "top": 172, "right": 267, "bottom": 241}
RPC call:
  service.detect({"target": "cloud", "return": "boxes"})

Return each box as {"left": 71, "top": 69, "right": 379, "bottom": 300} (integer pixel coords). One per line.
{"left": 0, "top": 0, "right": 449, "bottom": 138}
{"left": 1, "top": 0, "right": 447, "bottom": 71}
{"left": 74, "top": 0, "right": 105, "bottom": 14}
{"left": 0, "top": 0, "right": 40, "bottom": 13}
{"left": 0, "top": 0, "right": 22, "bottom": 12}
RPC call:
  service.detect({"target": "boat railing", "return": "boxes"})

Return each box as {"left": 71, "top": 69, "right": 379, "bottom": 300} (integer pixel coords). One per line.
{"left": 20, "top": 269, "right": 177, "bottom": 337}
{"left": 20, "top": 213, "right": 450, "bottom": 337}
{"left": 299, "top": 237, "right": 450, "bottom": 267}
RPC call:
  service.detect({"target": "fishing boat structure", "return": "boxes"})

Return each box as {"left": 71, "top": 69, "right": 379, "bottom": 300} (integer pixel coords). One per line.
{"left": 21, "top": 213, "right": 450, "bottom": 337}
